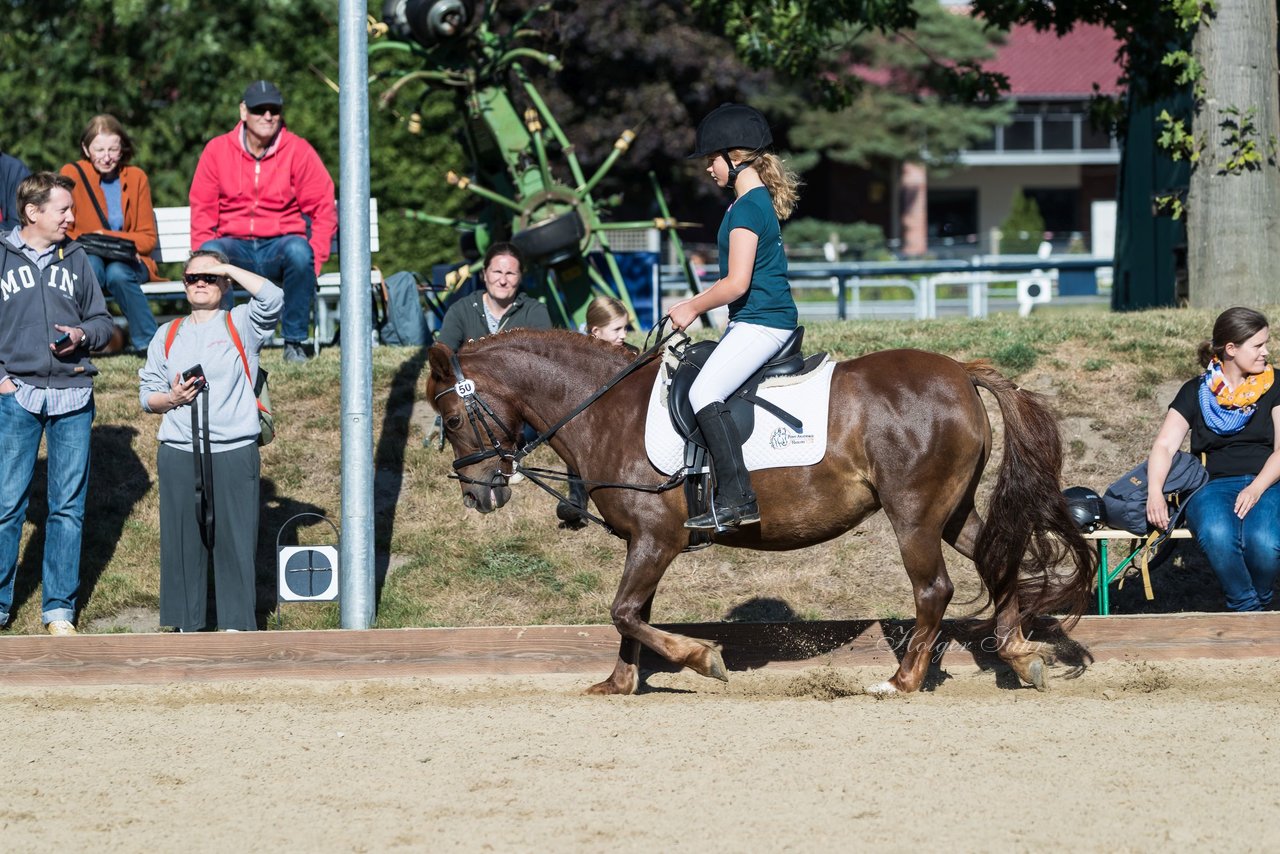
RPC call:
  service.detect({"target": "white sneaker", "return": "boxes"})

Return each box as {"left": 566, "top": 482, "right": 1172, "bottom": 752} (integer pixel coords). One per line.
{"left": 46, "top": 620, "right": 77, "bottom": 636}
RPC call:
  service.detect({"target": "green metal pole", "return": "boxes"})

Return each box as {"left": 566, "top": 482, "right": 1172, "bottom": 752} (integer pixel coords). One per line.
{"left": 515, "top": 68, "right": 589, "bottom": 188}
{"left": 402, "top": 210, "right": 470, "bottom": 227}
{"left": 446, "top": 171, "right": 527, "bottom": 214}
{"left": 1098, "top": 539, "right": 1110, "bottom": 615}
{"left": 579, "top": 130, "right": 635, "bottom": 196}
{"left": 524, "top": 111, "right": 554, "bottom": 194}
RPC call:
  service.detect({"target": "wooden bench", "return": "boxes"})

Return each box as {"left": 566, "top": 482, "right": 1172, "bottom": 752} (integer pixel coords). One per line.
{"left": 1085, "top": 527, "right": 1194, "bottom": 615}
{"left": 141, "top": 199, "right": 382, "bottom": 348}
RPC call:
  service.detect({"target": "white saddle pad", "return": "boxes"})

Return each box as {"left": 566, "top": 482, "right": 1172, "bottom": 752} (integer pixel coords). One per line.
{"left": 643, "top": 357, "right": 836, "bottom": 476}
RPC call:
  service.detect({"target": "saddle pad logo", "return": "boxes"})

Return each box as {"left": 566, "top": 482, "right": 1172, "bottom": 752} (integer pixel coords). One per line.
{"left": 770, "top": 428, "right": 816, "bottom": 450}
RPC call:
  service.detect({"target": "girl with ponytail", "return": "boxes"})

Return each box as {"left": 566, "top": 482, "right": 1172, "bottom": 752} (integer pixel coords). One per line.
{"left": 665, "top": 103, "right": 801, "bottom": 531}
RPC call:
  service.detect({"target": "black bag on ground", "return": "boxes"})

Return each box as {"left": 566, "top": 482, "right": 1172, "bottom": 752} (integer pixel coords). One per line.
{"left": 1102, "top": 450, "right": 1208, "bottom": 535}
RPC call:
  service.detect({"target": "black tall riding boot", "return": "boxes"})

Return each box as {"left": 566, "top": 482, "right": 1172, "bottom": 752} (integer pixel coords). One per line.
{"left": 685, "top": 402, "right": 760, "bottom": 530}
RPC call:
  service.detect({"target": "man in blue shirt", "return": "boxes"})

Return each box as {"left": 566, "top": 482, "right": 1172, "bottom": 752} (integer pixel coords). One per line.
{"left": 0, "top": 148, "right": 32, "bottom": 232}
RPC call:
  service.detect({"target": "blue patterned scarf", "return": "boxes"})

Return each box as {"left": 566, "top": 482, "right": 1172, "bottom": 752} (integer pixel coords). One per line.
{"left": 1198, "top": 361, "right": 1273, "bottom": 435}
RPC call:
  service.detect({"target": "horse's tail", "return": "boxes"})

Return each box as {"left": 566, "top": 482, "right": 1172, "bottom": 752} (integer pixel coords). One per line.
{"left": 965, "top": 360, "right": 1097, "bottom": 629}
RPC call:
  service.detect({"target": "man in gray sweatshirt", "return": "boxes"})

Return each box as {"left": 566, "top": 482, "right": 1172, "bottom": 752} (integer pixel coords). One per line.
{"left": 0, "top": 172, "right": 115, "bottom": 635}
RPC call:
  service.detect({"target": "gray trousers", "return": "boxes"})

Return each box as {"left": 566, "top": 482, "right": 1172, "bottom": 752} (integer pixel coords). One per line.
{"left": 158, "top": 442, "right": 260, "bottom": 631}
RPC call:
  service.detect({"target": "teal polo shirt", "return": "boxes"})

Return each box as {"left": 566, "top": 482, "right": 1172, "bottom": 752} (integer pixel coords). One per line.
{"left": 717, "top": 186, "right": 797, "bottom": 330}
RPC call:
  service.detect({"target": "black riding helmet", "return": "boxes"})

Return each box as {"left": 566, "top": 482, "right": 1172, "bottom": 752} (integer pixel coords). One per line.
{"left": 688, "top": 103, "right": 772, "bottom": 190}
{"left": 1062, "top": 485, "right": 1105, "bottom": 533}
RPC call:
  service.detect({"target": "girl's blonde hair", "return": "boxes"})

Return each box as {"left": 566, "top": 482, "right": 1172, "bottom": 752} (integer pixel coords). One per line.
{"left": 729, "top": 148, "right": 801, "bottom": 220}
{"left": 586, "top": 295, "right": 628, "bottom": 332}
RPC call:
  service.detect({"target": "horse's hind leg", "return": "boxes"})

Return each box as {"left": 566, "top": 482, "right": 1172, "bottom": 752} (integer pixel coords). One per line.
{"left": 948, "top": 507, "right": 1049, "bottom": 690}
{"left": 586, "top": 535, "right": 726, "bottom": 696}
{"left": 867, "top": 531, "right": 954, "bottom": 695}
{"left": 991, "top": 598, "right": 1051, "bottom": 690}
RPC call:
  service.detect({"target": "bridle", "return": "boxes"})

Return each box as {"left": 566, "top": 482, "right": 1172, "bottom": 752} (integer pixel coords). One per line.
{"left": 433, "top": 322, "right": 688, "bottom": 533}
{"left": 432, "top": 351, "right": 521, "bottom": 479}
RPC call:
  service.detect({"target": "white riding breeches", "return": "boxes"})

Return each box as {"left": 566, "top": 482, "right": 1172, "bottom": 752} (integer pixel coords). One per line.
{"left": 687, "top": 321, "right": 794, "bottom": 412}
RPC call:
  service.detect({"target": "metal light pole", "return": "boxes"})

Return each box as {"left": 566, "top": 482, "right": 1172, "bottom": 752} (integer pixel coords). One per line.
{"left": 337, "top": 0, "right": 375, "bottom": 628}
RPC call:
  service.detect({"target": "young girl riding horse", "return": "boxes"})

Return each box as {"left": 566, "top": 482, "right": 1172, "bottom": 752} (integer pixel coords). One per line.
{"left": 666, "top": 103, "right": 801, "bottom": 531}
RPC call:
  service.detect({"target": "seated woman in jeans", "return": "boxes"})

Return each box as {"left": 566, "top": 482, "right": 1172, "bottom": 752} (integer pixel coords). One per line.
{"left": 1144, "top": 306, "right": 1280, "bottom": 611}
{"left": 60, "top": 114, "right": 160, "bottom": 353}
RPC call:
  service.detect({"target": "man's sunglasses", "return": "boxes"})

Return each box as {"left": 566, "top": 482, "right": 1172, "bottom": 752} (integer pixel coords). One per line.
{"left": 248, "top": 104, "right": 282, "bottom": 116}
{"left": 183, "top": 273, "right": 226, "bottom": 285}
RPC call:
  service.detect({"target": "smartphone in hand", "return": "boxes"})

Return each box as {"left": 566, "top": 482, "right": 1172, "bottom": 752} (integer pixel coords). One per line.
{"left": 181, "top": 365, "right": 205, "bottom": 390}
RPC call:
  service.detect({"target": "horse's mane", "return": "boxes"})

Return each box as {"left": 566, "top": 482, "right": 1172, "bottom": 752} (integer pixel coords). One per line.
{"left": 459, "top": 327, "right": 635, "bottom": 366}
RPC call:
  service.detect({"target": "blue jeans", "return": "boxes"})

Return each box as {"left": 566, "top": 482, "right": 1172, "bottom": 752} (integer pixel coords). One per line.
{"left": 86, "top": 254, "right": 158, "bottom": 351}
{"left": 201, "top": 235, "right": 315, "bottom": 343}
{"left": 1184, "top": 475, "right": 1280, "bottom": 612}
{"left": 0, "top": 393, "right": 95, "bottom": 625}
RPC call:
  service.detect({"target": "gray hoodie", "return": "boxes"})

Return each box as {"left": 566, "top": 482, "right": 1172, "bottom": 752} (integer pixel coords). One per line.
{"left": 0, "top": 230, "right": 114, "bottom": 387}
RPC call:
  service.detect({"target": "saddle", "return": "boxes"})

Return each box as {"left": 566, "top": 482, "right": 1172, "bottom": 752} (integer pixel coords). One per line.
{"left": 665, "top": 326, "right": 826, "bottom": 550}
{"left": 668, "top": 326, "right": 819, "bottom": 447}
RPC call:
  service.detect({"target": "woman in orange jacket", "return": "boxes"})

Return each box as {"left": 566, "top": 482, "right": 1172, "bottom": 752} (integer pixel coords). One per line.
{"left": 60, "top": 115, "right": 159, "bottom": 353}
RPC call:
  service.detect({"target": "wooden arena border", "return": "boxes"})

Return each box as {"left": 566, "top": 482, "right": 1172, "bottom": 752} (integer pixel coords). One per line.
{"left": 1, "top": 612, "right": 1278, "bottom": 686}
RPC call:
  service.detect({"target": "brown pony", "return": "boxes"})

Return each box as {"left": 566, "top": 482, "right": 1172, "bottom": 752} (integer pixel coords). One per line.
{"left": 426, "top": 329, "right": 1096, "bottom": 695}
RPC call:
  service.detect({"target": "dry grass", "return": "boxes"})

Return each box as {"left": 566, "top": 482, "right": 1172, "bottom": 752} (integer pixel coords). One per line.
{"left": 0, "top": 306, "right": 1263, "bottom": 634}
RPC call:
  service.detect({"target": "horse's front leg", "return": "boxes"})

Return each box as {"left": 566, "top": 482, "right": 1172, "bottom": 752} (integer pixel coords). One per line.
{"left": 588, "top": 592, "right": 653, "bottom": 696}
{"left": 586, "top": 535, "right": 725, "bottom": 696}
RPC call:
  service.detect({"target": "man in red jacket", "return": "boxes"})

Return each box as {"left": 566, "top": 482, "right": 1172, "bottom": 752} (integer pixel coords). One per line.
{"left": 189, "top": 81, "right": 336, "bottom": 363}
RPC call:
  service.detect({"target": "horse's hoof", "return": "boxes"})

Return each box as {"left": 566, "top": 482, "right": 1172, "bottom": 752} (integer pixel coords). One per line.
{"left": 1027, "top": 658, "right": 1047, "bottom": 692}
{"left": 865, "top": 681, "right": 898, "bottom": 696}
{"left": 584, "top": 682, "right": 629, "bottom": 696}
{"left": 706, "top": 649, "right": 729, "bottom": 683}
{"left": 584, "top": 674, "right": 636, "bottom": 696}
{"left": 687, "top": 640, "right": 728, "bottom": 682}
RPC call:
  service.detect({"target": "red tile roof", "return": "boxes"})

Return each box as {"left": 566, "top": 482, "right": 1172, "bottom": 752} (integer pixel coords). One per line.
{"left": 985, "top": 23, "right": 1124, "bottom": 98}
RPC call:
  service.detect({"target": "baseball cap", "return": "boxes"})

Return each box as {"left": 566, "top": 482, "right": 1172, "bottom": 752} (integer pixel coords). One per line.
{"left": 242, "top": 80, "right": 284, "bottom": 109}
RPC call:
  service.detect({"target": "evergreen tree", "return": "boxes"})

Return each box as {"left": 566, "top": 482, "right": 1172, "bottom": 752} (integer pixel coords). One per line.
{"left": 998, "top": 190, "right": 1044, "bottom": 254}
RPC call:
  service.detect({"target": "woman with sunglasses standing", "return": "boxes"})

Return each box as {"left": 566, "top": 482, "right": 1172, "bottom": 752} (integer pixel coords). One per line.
{"left": 138, "top": 250, "right": 282, "bottom": 632}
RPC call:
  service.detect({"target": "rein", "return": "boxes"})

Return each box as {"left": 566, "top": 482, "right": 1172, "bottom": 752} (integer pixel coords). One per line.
{"left": 436, "top": 320, "right": 689, "bottom": 533}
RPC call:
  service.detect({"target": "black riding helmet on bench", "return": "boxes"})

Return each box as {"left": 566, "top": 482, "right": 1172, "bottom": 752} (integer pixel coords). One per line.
{"left": 1062, "top": 485, "right": 1105, "bottom": 533}
{"left": 688, "top": 103, "right": 772, "bottom": 191}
